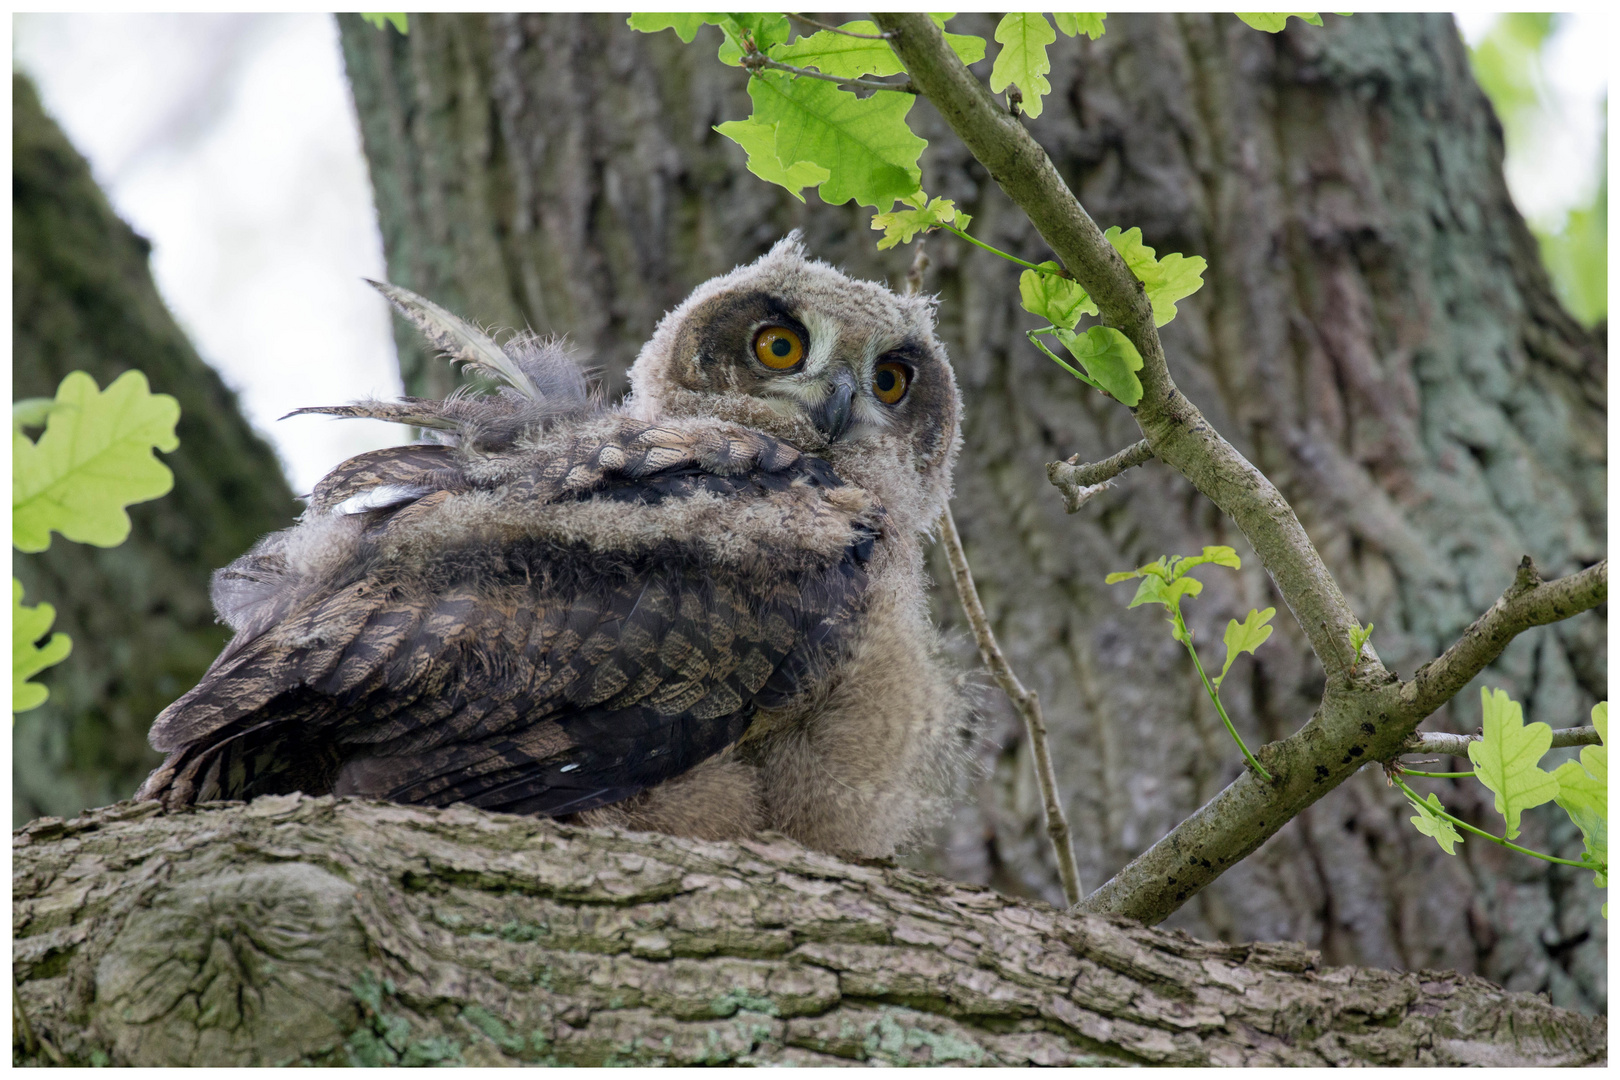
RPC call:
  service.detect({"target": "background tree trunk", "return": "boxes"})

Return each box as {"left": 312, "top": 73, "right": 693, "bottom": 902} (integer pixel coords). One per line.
{"left": 11, "top": 75, "right": 300, "bottom": 824}
{"left": 333, "top": 12, "right": 1605, "bottom": 1012}
{"left": 11, "top": 797, "right": 1606, "bottom": 1066}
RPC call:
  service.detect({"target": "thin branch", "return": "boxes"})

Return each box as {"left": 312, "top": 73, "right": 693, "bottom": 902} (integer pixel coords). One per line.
{"left": 741, "top": 52, "right": 916, "bottom": 93}
{"left": 1404, "top": 725, "right": 1602, "bottom": 758}
{"left": 786, "top": 13, "right": 892, "bottom": 39}
{"left": 1399, "top": 558, "right": 1607, "bottom": 720}
{"left": 1045, "top": 440, "right": 1154, "bottom": 513}
{"left": 940, "top": 507, "right": 1083, "bottom": 906}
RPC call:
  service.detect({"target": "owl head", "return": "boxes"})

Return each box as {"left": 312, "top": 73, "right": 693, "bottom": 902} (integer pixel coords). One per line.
{"left": 625, "top": 235, "right": 961, "bottom": 534}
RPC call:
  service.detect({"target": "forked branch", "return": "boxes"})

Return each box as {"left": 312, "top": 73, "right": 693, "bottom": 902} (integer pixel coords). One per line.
{"left": 1399, "top": 557, "right": 1607, "bottom": 719}
{"left": 1045, "top": 440, "right": 1155, "bottom": 512}
{"left": 873, "top": 12, "right": 1606, "bottom": 924}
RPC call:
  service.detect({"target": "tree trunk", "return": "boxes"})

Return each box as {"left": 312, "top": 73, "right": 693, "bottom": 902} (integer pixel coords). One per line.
{"left": 11, "top": 75, "right": 301, "bottom": 825}
{"left": 333, "top": 12, "right": 1605, "bottom": 1013}
{"left": 11, "top": 796, "right": 1606, "bottom": 1066}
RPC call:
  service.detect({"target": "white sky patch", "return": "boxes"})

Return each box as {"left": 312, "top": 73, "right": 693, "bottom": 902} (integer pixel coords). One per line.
{"left": 1453, "top": 11, "right": 1609, "bottom": 229}
{"left": 13, "top": 13, "right": 409, "bottom": 497}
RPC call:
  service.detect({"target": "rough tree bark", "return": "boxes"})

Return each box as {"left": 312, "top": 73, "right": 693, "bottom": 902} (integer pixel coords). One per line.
{"left": 11, "top": 75, "right": 300, "bottom": 825}
{"left": 333, "top": 12, "right": 1605, "bottom": 1012}
{"left": 11, "top": 796, "right": 1607, "bottom": 1066}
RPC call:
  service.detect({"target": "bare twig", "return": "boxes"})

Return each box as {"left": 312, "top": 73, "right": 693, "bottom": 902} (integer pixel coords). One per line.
{"left": 1045, "top": 440, "right": 1155, "bottom": 513}
{"left": 1404, "top": 725, "right": 1602, "bottom": 758}
{"left": 1399, "top": 557, "right": 1607, "bottom": 720}
{"left": 940, "top": 508, "right": 1083, "bottom": 906}
{"left": 740, "top": 52, "right": 917, "bottom": 93}
{"left": 906, "top": 228, "right": 1080, "bottom": 904}
{"left": 787, "top": 13, "right": 892, "bottom": 39}
{"left": 904, "top": 238, "right": 930, "bottom": 296}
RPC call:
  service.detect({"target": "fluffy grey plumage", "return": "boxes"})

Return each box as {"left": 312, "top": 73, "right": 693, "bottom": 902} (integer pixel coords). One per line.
{"left": 139, "top": 236, "right": 969, "bottom": 858}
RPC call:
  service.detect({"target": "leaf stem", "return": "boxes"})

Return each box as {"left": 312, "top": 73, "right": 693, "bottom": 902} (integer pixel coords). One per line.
{"left": 1181, "top": 617, "right": 1273, "bottom": 781}
{"left": 1025, "top": 330, "right": 1102, "bottom": 391}
{"left": 1391, "top": 775, "right": 1602, "bottom": 871}
{"left": 1398, "top": 769, "right": 1478, "bottom": 779}
{"left": 938, "top": 224, "right": 1066, "bottom": 274}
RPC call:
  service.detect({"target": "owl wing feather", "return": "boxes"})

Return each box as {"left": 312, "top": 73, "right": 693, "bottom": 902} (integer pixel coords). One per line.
{"left": 137, "top": 419, "right": 879, "bottom": 819}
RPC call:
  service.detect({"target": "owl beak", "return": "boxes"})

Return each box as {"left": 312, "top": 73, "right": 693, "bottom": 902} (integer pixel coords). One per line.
{"left": 813, "top": 369, "right": 858, "bottom": 442}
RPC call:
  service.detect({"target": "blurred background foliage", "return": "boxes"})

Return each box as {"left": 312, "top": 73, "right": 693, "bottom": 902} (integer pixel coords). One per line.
{"left": 1466, "top": 12, "right": 1607, "bottom": 327}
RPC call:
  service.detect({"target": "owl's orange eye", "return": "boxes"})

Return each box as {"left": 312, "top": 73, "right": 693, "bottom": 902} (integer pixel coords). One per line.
{"left": 753, "top": 326, "right": 805, "bottom": 370}
{"left": 872, "top": 361, "right": 911, "bottom": 405}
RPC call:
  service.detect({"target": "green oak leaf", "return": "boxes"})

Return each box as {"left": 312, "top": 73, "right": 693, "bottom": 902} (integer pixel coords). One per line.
{"left": 1107, "top": 547, "right": 1239, "bottom": 587}
{"left": 1053, "top": 326, "right": 1144, "bottom": 405}
{"left": 1105, "top": 556, "right": 1171, "bottom": 585}
{"left": 1234, "top": 13, "right": 1325, "bottom": 33}
{"left": 1171, "top": 546, "right": 1242, "bottom": 578}
{"left": 360, "top": 13, "right": 408, "bottom": 34}
{"left": 773, "top": 20, "right": 906, "bottom": 78}
{"left": 1053, "top": 13, "right": 1107, "bottom": 40}
{"left": 926, "top": 13, "right": 988, "bottom": 63}
{"left": 1349, "top": 621, "right": 1374, "bottom": 661}
{"left": 715, "top": 13, "right": 792, "bottom": 65}
{"left": 1553, "top": 759, "right": 1607, "bottom": 888}
{"left": 940, "top": 29, "right": 987, "bottom": 66}
{"left": 13, "top": 370, "right": 180, "bottom": 553}
{"left": 1406, "top": 791, "right": 1464, "bottom": 855}
{"left": 1126, "top": 573, "right": 1203, "bottom": 613}
{"left": 1467, "top": 686, "right": 1561, "bottom": 840}
{"left": 1103, "top": 226, "right": 1208, "bottom": 327}
{"left": 715, "top": 117, "right": 830, "bottom": 201}
{"left": 870, "top": 193, "right": 971, "bottom": 249}
{"left": 990, "top": 13, "right": 1056, "bottom": 119}
{"left": 772, "top": 19, "right": 984, "bottom": 78}
{"left": 1216, "top": 607, "right": 1276, "bottom": 688}
{"left": 748, "top": 70, "right": 926, "bottom": 210}
{"left": 14, "top": 578, "right": 72, "bottom": 713}
{"left": 1019, "top": 262, "right": 1095, "bottom": 329}
{"left": 626, "top": 13, "right": 709, "bottom": 43}
{"left": 1552, "top": 701, "right": 1608, "bottom": 889}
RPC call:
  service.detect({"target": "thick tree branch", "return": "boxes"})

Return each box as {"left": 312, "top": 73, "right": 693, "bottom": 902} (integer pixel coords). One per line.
{"left": 939, "top": 507, "right": 1082, "bottom": 905}
{"left": 875, "top": 12, "right": 1362, "bottom": 683}
{"left": 12, "top": 798, "right": 1606, "bottom": 1066}
{"left": 1045, "top": 440, "right": 1155, "bottom": 512}
{"left": 1399, "top": 557, "right": 1607, "bottom": 720}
